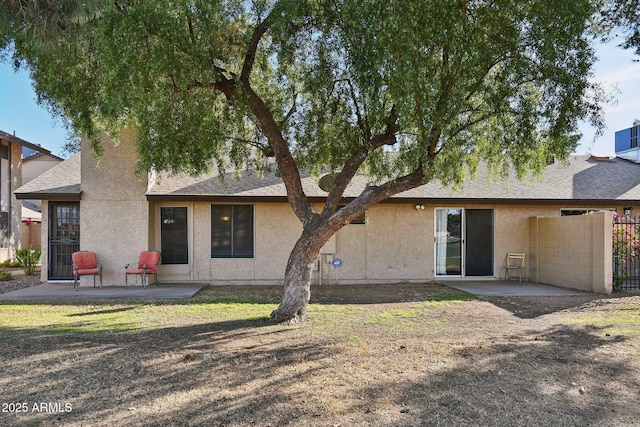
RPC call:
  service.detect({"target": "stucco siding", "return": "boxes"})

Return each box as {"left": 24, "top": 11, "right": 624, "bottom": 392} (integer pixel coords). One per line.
{"left": 152, "top": 202, "right": 302, "bottom": 284}
{"left": 77, "top": 130, "right": 149, "bottom": 287}
{"left": 331, "top": 221, "right": 367, "bottom": 282}
{"left": 81, "top": 201, "right": 149, "bottom": 286}
{"left": 494, "top": 205, "right": 558, "bottom": 280}
{"left": 9, "top": 143, "right": 23, "bottom": 257}
{"left": 77, "top": 186, "right": 620, "bottom": 289}
{"left": 253, "top": 203, "right": 301, "bottom": 282}
{"left": 147, "top": 202, "right": 617, "bottom": 286}
{"left": 150, "top": 202, "right": 574, "bottom": 285}
{"left": 191, "top": 202, "right": 210, "bottom": 281}
{"left": 362, "top": 205, "right": 431, "bottom": 281}
{"left": 38, "top": 133, "right": 623, "bottom": 289}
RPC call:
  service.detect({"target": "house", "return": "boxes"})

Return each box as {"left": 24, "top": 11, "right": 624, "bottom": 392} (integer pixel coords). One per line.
{"left": 21, "top": 151, "right": 64, "bottom": 249}
{"left": 614, "top": 120, "right": 640, "bottom": 163}
{"left": 22, "top": 151, "right": 64, "bottom": 191}
{"left": 15, "top": 129, "right": 630, "bottom": 293}
{"left": 0, "top": 130, "right": 51, "bottom": 261}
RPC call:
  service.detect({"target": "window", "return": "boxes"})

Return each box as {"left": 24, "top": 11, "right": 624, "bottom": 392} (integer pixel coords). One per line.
{"left": 338, "top": 205, "right": 367, "bottom": 224}
{"left": 561, "top": 208, "right": 614, "bottom": 216}
{"left": 211, "top": 205, "right": 254, "bottom": 258}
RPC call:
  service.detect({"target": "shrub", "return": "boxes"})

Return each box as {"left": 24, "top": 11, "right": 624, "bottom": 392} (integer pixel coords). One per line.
{"left": 0, "top": 259, "right": 20, "bottom": 268}
{"left": 15, "top": 247, "right": 42, "bottom": 276}
{"left": 0, "top": 270, "right": 13, "bottom": 281}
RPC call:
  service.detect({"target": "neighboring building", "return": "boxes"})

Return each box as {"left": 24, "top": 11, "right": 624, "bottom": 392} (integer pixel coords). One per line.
{"left": 22, "top": 151, "right": 65, "bottom": 185}
{"left": 15, "top": 130, "right": 624, "bottom": 292}
{"left": 614, "top": 120, "right": 640, "bottom": 163}
{"left": 0, "top": 130, "right": 51, "bottom": 261}
{"left": 21, "top": 151, "right": 64, "bottom": 220}
{"left": 20, "top": 152, "right": 64, "bottom": 249}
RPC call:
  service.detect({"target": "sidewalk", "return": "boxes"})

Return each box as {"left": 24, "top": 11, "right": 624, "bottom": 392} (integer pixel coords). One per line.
{"left": 0, "top": 282, "right": 206, "bottom": 300}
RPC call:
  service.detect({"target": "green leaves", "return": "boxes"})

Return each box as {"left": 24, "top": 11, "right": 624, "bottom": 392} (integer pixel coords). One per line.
{"left": 2, "top": 0, "right": 602, "bottom": 188}
{"left": 15, "top": 246, "right": 41, "bottom": 276}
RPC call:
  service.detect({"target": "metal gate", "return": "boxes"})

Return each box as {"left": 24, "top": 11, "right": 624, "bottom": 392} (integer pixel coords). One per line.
{"left": 48, "top": 203, "right": 80, "bottom": 280}
{"left": 613, "top": 214, "right": 640, "bottom": 290}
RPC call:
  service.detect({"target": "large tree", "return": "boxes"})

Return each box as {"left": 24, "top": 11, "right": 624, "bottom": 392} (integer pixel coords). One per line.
{"left": 594, "top": 0, "right": 640, "bottom": 55}
{"left": 2, "top": 0, "right": 602, "bottom": 323}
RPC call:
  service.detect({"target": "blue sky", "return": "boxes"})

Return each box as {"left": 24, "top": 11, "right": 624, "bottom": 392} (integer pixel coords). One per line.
{"left": 0, "top": 39, "right": 638, "bottom": 158}
{"left": 0, "top": 62, "right": 71, "bottom": 157}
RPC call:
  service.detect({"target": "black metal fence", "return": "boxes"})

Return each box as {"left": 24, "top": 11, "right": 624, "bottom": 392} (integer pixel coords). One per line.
{"left": 613, "top": 214, "right": 640, "bottom": 290}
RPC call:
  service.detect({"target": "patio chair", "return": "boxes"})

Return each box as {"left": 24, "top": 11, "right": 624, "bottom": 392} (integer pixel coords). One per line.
{"left": 125, "top": 251, "right": 160, "bottom": 289}
{"left": 72, "top": 251, "right": 103, "bottom": 291}
{"left": 504, "top": 252, "right": 526, "bottom": 283}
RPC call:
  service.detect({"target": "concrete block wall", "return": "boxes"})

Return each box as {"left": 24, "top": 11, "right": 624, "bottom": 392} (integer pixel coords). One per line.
{"left": 530, "top": 212, "right": 612, "bottom": 293}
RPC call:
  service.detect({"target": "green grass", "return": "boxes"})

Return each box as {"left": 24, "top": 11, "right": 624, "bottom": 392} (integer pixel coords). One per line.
{"left": 0, "top": 293, "right": 474, "bottom": 336}
{"left": 0, "top": 301, "right": 274, "bottom": 334}
{"left": 566, "top": 303, "right": 640, "bottom": 336}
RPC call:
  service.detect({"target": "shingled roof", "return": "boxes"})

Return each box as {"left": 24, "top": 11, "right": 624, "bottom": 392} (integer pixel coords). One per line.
{"left": 147, "top": 155, "right": 640, "bottom": 205}
{"left": 14, "top": 153, "right": 640, "bottom": 205}
{"left": 14, "top": 152, "right": 82, "bottom": 201}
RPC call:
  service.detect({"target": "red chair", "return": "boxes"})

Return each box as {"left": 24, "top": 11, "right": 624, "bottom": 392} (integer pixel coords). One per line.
{"left": 125, "top": 251, "right": 160, "bottom": 288}
{"left": 72, "top": 251, "right": 103, "bottom": 291}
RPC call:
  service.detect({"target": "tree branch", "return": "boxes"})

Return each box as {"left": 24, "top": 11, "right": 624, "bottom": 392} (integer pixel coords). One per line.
{"left": 345, "top": 78, "right": 371, "bottom": 141}
{"left": 240, "top": 13, "right": 315, "bottom": 225}
{"left": 178, "top": 80, "right": 235, "bottom": 101}
{"left": 329, "top": 168, "right": 426, "bottom": 228}
{"left": 321, "top": 110, "right": 398, "bottom": 218}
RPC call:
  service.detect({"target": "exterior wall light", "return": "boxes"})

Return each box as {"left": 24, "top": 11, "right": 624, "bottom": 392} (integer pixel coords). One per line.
{"left": 415, "top": 204, "right": 425, "bottom": 211}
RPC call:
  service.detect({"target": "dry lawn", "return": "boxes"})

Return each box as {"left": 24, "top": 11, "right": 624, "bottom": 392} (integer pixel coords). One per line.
{"left": 1, "top": 284, "right": 639, "bottom": 427}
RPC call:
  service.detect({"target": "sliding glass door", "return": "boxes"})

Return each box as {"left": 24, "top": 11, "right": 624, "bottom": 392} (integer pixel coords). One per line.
{"left": 435, "top": 208, "right": 494, "bottom": 277}
{"left": 435, "top": 208, "right": 462, "bottom": 276}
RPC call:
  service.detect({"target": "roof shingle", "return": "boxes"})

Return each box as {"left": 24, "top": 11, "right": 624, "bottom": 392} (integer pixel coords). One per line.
{"left": 15, "top": 153, "right": 640, "bottom": 203}
{"left": 14, "top": 153, "right": 81, "bottom": 200}
{"left": 147, "top": 155, "right": 640, "bottom": 202}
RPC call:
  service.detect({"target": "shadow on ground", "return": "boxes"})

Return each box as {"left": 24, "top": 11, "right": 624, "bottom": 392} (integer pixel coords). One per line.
{"left": 485, "top": 291, "right": 640, "bottom": 319}
{"left": 1, "top": 316, "right": 638, "bottom": 426}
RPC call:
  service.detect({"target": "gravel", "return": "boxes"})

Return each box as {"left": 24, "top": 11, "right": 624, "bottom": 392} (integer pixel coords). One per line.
{"left": 0, "top": 271, "right": 42, "bottom": 294}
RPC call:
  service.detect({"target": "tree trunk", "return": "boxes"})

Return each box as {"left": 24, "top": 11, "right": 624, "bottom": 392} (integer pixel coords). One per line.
{"left": 270, "top": 230, "right": 327, "bottom": 324}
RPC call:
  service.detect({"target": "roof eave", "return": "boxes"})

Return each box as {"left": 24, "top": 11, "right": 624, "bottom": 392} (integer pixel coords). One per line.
{"left": 145, "top": 194, "right": 639, "bottom": 206}
{"left": 15, "top": 192, "right": 82, "bottom": 201}
{"left": 0, "top": 130, "right": 52, "bottom": 155}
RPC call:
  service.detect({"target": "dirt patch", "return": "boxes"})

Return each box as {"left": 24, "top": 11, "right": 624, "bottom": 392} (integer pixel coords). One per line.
{"left": 1, "top": 284, "right": 639, "bottom": 426}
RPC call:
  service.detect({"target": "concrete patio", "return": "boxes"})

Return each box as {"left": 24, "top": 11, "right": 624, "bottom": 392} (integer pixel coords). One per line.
{"left": 0, "top": 282, "right": 206, "bottom": 300}
{"left": 440, "top": 280, "right": 586, "bottom": 296}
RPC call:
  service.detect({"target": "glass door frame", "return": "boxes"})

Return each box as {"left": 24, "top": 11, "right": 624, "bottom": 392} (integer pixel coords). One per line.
{"left": 154, "top": 203, "right": 192, "bottom": 275}
{"left": 434, "top": 208, "right": 464, "bottom": 277}
{"left": 434, "top": 207, "right": 495, "bottom": 278}
{"left": 48, "top": 202, "right": 80, "bottom": 280}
